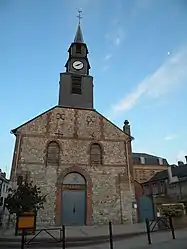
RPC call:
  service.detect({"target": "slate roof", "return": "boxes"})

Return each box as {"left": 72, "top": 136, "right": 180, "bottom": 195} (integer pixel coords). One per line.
{"left": 74, "top": 24, "right": 84, "bottom": 43}
{"left": 145, "top": 164, "right": 187, "bottom": 183}
{"left": 132, "top": 152, "right": 169, "bottom": 166}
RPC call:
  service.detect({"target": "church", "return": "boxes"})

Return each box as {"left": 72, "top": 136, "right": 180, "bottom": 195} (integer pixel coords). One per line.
{"left": 10, "top": 21, "right": 135, "bottom": 226}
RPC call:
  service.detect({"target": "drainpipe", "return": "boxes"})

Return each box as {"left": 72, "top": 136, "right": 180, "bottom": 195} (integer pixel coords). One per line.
{"left": 11, "top": 132, "right": 22, "bottom": 187}
{"left": 179, "top": 181, "right": 183, "bottom": 200}
{"left": 125, "top": 139, "right": 133, "bottom": 224}
{"left": 118, "top": 174, "right": 123, "bottom": 224}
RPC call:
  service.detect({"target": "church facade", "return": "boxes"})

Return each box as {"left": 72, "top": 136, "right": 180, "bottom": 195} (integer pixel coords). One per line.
{"left": 10, "top": 23, "right": 135, "bottom": 226}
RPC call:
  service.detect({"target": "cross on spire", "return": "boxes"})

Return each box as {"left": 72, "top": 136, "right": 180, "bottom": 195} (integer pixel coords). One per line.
{"left": 77, "top": 10, "right": 82, "bottom": 25}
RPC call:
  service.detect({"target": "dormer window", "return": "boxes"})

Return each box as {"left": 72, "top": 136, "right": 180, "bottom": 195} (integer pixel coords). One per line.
{"left": 76, "top": 44, "right": 81, "bottom": 54}
{"left": 158, "top": 158, "right": 163, "bottom": 165}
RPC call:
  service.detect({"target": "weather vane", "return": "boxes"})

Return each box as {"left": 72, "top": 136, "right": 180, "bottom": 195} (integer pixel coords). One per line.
{"left": 77, "top": 10, "right": 83, "bottom": 25}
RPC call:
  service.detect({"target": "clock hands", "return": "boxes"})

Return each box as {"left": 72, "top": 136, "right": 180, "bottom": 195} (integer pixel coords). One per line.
{"left": 73, "top": 61, "right": 84, "bottom": 70}
{"left": 75, "top": 62, "right": 82, "bottom": 66}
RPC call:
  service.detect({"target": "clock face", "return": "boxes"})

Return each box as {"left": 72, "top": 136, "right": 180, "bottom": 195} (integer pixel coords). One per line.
{"left": 72, "top": 61, "right": 84, "bottom": 70}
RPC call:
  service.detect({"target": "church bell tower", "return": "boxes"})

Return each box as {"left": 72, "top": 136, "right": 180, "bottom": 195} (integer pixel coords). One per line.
{"left": 58, "top": 12, "right": 93, "bottom": 109}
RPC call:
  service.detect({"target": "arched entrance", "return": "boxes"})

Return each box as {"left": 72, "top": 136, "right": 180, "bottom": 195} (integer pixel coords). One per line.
{"left": 62, "top": 172, "right": 86, "bottom": 225}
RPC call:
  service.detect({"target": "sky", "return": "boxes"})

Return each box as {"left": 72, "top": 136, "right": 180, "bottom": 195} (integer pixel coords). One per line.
{"left": 1, "top": 0, "right": 187, "bottom": 176}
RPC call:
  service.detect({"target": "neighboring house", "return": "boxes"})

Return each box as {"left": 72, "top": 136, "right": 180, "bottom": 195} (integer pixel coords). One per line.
{"left": 132, "top": 153, "right": 168, "bottom": 222}
{"left": 135, "top": 158, "right": 187, "bottom": 222}
{"left": 133, "top": 153, "right": 168, "bottom": 183}
{"left": 142, "top": 161, "right": 187, "bottom": 202}
{"left": 139, "top": 159, "right": 187, "bottom": 223}
{"left": 142, "top": 159, "right": 187, "bottom": 225}
{"left": 0, "top": 170, "right": 10, "bottom": 226}
{"left": 0, "top": 170, "right": 10, "bottom": 210}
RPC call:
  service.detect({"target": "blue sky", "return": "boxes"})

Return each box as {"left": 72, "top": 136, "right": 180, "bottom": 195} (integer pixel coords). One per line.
{"left": 1, "top": 0, "right": 187, "bottom": 175}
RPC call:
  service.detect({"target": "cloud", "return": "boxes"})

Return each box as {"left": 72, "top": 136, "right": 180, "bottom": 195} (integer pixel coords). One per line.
{"left": 110, "top": 46, "right": 187, "bottom": 116}
{"left": 104, "top": 26, "right": 125, "bottom": 71}
{"left": 114, "top": 27, "right": 125, "bottom": 46}
{"left": 70, "top": 0, "right": 92, "bottom": 9}
{"left": 102, "top": 65, "right": 109, "bottom": 72}
{"left": 164, "top": 134, "right": 177, "bottom": 141}
{"left": 102, "top": 54, "right": 112, "bottom": 71}
{"left": 105, "top": 0, "right": 154, "bottom": 48}
{"left": 104, "top": 54, "right": 112, "bottom": 61}
{"left": 131, "top": 0, "right": 154, "bottom": 17}
{"left": 106, "top": 26, "right": 126, "bottom": 47}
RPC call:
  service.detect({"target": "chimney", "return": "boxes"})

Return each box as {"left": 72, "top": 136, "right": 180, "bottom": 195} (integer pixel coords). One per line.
{"left": 167, "top": 166, "right": 179, "bottom": 183}
{"left": 2, "top": 172, "right": 6, "bottom": 178}
{"left": 123, "top": 120, "right": 131, "bottom": 135}
{"left": 168, "top": 166, "right": 173, "bottom": 181}
{"left": 185, "top": 156, "right": 187, "bottom": 164}
{"left": 158, "top": 158, "right": 163, "bottom": 165}
{"left": 178, "top": 161, "right": 184, "bottom": 166}
{"left": 140, "top": 157, "right": 145, "bottom": 164}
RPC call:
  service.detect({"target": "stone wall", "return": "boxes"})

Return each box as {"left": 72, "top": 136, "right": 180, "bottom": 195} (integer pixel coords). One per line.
{"left": 10, "top": 106, "right": 134, "bottom": 226}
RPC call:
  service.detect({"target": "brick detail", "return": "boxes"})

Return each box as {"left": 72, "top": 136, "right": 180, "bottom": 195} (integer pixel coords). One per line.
{"left": 74, "top": 109, "right": 78, "bottom": 139}
{"left": 99, "top": 116, "right": 105, "bottom": 140}
{"left": 46, "top": 112, "right": 51, "bottom": 135}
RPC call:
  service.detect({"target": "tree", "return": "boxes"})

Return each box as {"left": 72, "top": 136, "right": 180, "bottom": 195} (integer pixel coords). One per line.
{"left": 5, "top": 181, "right": 46, "bottom": 215}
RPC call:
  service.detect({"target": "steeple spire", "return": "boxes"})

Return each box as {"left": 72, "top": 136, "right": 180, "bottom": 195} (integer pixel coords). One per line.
{"left": 74, "top": 10, "right": 84, "bottom": 43}
{"left": 58, "top": 12, "right": 93, "bottom": 109}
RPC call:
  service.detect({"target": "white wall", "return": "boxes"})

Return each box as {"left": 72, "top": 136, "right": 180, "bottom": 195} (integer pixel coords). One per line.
{"left": 0, "top": 180, "right": 10, "bottom": 211}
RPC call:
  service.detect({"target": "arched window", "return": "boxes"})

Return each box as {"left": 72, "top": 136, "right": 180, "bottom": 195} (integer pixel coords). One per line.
{"left": 46, "top": 141, "right": 60, "bottom": 165}
{"left": 90, "top": 143, "right": 102, "bottom": 164}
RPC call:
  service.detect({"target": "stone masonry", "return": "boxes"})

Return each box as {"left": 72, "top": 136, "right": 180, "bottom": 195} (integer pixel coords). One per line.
{"left": 10, "top": 106, "right": 135, "bottom": 226}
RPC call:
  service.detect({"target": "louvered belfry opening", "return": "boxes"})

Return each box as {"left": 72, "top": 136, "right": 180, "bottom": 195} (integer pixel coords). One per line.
{"left": 71, "top": 76, "right": 82, "bottom": 94}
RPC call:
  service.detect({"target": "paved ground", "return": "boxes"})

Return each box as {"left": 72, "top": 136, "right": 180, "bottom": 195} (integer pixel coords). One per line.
{"left": 0, "top": 223, "right": 146, "bottom": 239}
{"left": 1, "top": 238, "right": 187, "bottom": 249}
{"left": 69, "top": 229, "right": 187, "bottom": 249}
{"left": 0, "top": 228, "right": 187, "bottom": 249}
{"left": 113, "top": 229, "right": 187, "bottom": 249}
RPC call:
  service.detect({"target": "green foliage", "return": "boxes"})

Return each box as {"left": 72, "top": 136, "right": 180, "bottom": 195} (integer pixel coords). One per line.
{"left": 4, "top": 181, "right": 46, "bottom": 215}
{"left": 160, "top": 204, "right": 184, "bottom": 217}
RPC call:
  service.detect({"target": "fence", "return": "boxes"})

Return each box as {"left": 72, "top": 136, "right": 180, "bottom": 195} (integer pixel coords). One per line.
{"left": 19, "top": 217, "right": 176, "bottom": 249}
{"left": 21, "top": 226, "right": 65, "bottom": 249}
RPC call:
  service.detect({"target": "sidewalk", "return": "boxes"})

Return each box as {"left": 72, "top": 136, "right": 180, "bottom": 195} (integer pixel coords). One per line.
{"left": 1, "top": 228, "right": 186, "bottom": 249}
{"left": 66, "top": 229, "right": 187, "bottom": 249}
{"left": 0, "top": 223, "right": 147, "bottom": 241}
{"left": 113, "top": 228, "right": 187, "bottom": 249}
{"left": 0, "top": 223, "right": 151, "bottom": 248}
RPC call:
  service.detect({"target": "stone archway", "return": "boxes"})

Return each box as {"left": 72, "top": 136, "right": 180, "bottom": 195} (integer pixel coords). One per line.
{"left": 62, "top": 172, "right": 86, "bottom": 225}
{"left": 55, "top": 166, "right": 93, "bottom": 226}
